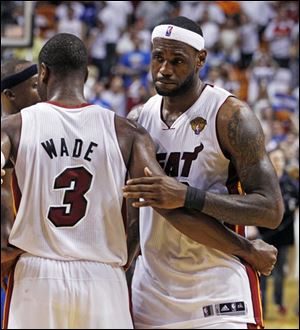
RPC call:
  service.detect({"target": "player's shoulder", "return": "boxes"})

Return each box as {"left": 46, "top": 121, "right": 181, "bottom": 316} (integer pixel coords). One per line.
{"left": 1, "top": 112, "right": 21, "bottom": 131}
{"left": 217, "top": 95, "right": 265, "bottom": 156}
{"left": 127, "top": 94, "right": 161, "bottom": 122}
{"left": 219, "top": 96, "right": 255, "bottom": 124}
{"left": 114, "top": 114, "right": 152, "bottom": 169}
{"left": 127, "top": 104, "right": 144, "bottom": 122}
{"left": 115, "top": 114, "right": 149, "bottom": 139}
{"left": 1, "top": 112, "right": 22, "bottom": 160}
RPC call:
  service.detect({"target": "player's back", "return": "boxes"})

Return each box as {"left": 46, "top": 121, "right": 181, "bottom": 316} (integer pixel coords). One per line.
{"left": 9, "top": 102, "right": 128, "bottom": 265}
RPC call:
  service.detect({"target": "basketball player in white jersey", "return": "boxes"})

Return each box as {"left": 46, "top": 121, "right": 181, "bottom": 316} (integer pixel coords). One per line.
{"left": 1, "top": 59, "right": 40, "bottom": 329}
{"left": 123, "top": 17, "right": 284, "bottom": 329}
{"left": 1, "top": 32, "right": 279, "bottom": 329}
{"left": 1, "top": 33, "right": 147, "bottom": 329}
{"left": 1, "top": 59, "right": 40, "bottom": 288}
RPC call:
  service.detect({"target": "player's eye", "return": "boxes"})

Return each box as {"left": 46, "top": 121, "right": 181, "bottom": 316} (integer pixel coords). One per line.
{"left": 172, "top": 58, "right": 184, "bottom": 65}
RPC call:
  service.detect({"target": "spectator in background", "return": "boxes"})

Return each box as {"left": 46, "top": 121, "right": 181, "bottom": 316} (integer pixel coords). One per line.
{"left": 258, "top": 147, "right": 299, "bottom": 316}
{"left": 87, "top": 18, "right": 108, "bottom": 80}
{"left": 239, "top": 12, "right": 259, "bottom": 69}
{"left": 198, "top": 8, "right": 220, "bottom": 51}
{"left": 247, "top": 51, "right": 278, "bottom": 105}
{"left": 252, "top": 84, "right": 274, "bottom": 146}
{"left": 202, "top": 41, "right": 226, "bottom": 79}
{"left": 80, "top": 1, "right": 99, "bottom": 29}
{"left": 268, "top": 120, "right": 288, "bottom": 151}
{"left": 83, "top": 64, "right": 99, "bottom": 101}
{"left": 101, "top": 76, "right": 127, "bottom": 117}
{"left": 280, "top": 132, "right": 299, "bottom": 170}
{"left": 290, "top": 17, "right": 299, "bottom": 89}
{"left": 116, "top": 20, "right": 151, "bottom": 56}
{"left": 219, "top": 16, "right": 240, "bottom": 64}
{"left": 179, "top": 1, "right": 225, "bottom": 25}
{"left": 216, "top": 1, "right": 241, "bottom": 19}
{"left": 56, "top": 5, "right": 84, "bottom": 39}
{"left": 98, "top": 1, "right": 134, "bottom": 79}
{"left": 206, "top": 65, "right": 225, "bottom": 87}
{"left": 239, "top": 1, "right": 276, "bottom": 42}
{"left": 264, "top": 6, "right": 295, "bottom": 68}
{"left": 55, "top": 1, "right": 84, "bottom": 21}
{"left": 115, "top": 32, "right": 150, "bottom": 89}
{"left": 135, "top": 1, "right": 172, "bottom": 30}
{"left": 179, "top": 1, "right": 204, "bottom": 23}
{"left": 89, "top": 80, "right": 112, "bottom": 110}
{"left": 126, "top": 74, "right": 150, "bottom": 113}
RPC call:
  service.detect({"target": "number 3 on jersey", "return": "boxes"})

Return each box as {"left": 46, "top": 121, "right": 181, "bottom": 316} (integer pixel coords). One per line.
{"left": 48, "top": 166, "right": 93, "bottom": 227}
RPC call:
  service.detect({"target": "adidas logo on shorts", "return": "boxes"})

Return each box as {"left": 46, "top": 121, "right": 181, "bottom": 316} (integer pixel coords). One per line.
{"left": 203, "top": 301, "right": 247, "bottom": 317}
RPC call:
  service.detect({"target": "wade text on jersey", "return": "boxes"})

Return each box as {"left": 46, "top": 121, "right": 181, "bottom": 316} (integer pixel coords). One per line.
{"left": 41, "top": 138, "right": 98, "bottom": 161}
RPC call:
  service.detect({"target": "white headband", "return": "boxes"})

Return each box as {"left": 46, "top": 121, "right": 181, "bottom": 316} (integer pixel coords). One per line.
{"left": 151, "top": 24, "right": 205, "bottom": 51}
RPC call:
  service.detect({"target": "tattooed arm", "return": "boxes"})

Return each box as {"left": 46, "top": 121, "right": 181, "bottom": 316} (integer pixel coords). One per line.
{"left": 121, "top": 119, "right": 277, "bottom": 275}
{"left": 125, "top": 99, "right": 283, "bottom": 229}
{"left": 202, "top": 97, "right": 284, "bottom": 229}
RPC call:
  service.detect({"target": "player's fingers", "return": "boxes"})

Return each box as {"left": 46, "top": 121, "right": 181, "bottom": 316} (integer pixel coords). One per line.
{"left": 261, "top": 264, "right": 274, "bottom": 276}
{"left": 124, "top": 192, "right": 157, "bottom": 199}
{"left": 126, "top": 177, "right": 161, "bottom": 185}
{"left": 132, "top": 199, "right": 157, "bottom": 208}
{"left": 123, "top": 184, "right": 157, "bottom": 193}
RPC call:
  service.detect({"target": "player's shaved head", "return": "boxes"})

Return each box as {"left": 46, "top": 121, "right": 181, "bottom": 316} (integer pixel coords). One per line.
{"left": 38, "top": 33, "right": 88, "bottom": 76}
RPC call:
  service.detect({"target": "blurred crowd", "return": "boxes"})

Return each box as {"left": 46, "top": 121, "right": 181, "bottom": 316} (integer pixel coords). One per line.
{"left": 1, "top": 0, "right": 299, "bottom": 320}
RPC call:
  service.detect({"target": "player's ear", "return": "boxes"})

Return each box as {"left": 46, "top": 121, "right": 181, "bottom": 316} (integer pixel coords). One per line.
{"left": 40, "top": 63, "right": 50, "bottom": 84}
{"left": 3, "top": 89, "right": 15, "bottom": 100}
{"left": 197, "top": 49, "right": 207, "bottom": 69}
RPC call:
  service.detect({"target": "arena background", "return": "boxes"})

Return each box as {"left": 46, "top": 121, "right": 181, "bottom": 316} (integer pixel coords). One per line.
{"left": 1, "top": 1, "right": 299, "bottom": 329}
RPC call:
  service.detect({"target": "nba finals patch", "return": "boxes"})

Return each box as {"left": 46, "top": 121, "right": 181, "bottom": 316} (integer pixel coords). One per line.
{"left": 165, "top": 26, "right": 173, "bottom": 36}
{"left": 190, "top": 117, "right": 207, "bottom": 135}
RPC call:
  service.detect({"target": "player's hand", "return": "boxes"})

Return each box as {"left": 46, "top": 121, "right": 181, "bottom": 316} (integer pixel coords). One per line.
{"left": 123, "top": 167, "right": 187, "bottom": 209}
{"left": 246, "top": 239, "right": 277, "bottom": 276}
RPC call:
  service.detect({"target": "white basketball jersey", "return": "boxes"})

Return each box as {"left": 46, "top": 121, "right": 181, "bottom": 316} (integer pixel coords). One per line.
{"left": 9, "top": 102, "right": 128, "bottom": 265}
{"left": 133, "top": 85, "right": 263, "bottom": 328}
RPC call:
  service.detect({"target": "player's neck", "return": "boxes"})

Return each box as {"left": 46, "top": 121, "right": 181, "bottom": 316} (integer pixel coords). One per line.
{"left": 163, "top": 80, "right": 205, "bottom": 114}
{"left": 47, "top": 87, "right": 86, "bottom": 107}
{"left": 1, "top": 106, "right": 18, "bottom": 117}
{"left": 46, "top": 75, "right": 87, "bottom": 106}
